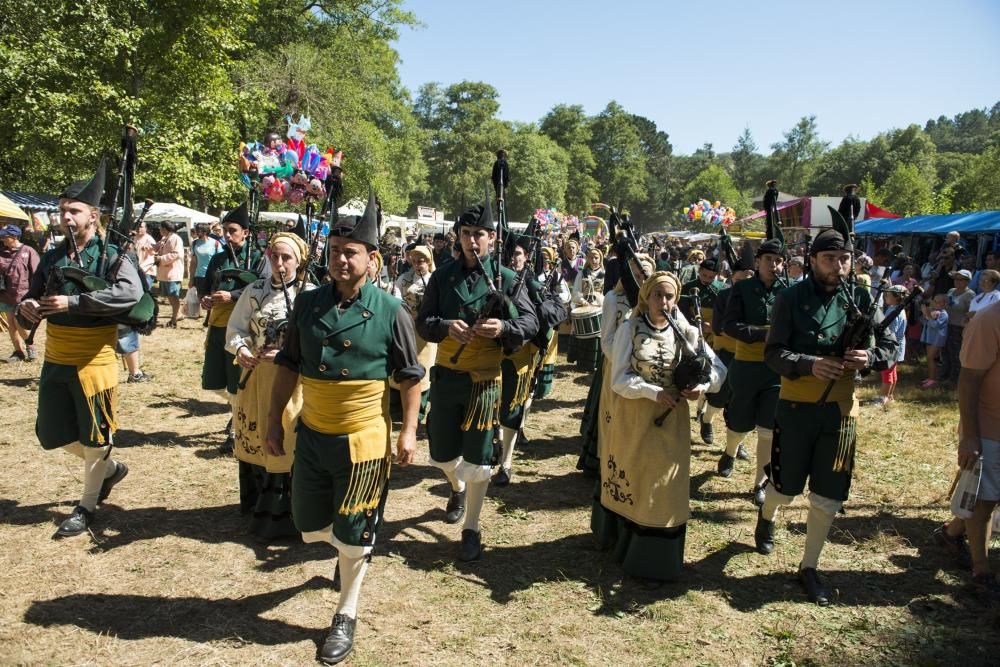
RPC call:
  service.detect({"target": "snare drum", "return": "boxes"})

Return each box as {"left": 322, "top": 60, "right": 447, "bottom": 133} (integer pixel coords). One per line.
{"left": 571, "top": 305, "right": 602, "bottom": 339}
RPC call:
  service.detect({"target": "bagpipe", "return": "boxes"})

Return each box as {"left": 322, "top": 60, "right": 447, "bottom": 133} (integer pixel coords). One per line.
{"left": 654, "top": 291, "right": 714, "bottom": 427}
{"left": 24, "top": 126, "right": 158, "bottom": 339}
{"left": 817, "top": 278, "right": 922, "bottom": 404}
{"left": 449, "top": 251, "right": 512, "bottom": 364}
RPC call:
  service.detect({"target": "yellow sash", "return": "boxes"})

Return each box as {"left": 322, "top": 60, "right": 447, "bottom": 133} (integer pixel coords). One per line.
{"left": 299, "top": 377, "right": 392, "bottom": 515}
{"left": 45, "top": 323, "right": 119, "bottom": 444}
{"left": 543, "top": 330, "right": 559, "bottom": 365}
{"left": 207, "top": 301, "right": 236, "bottom": 327}
{"left": 779, "top": 373, "right": 859, "bottom": 473}
{"left": 735, "top": 340, "right": 766, "bottom": 362}
{"left": 699, "top": 306, "right": 713, "bottom": 325}
{"left": 505, "top": 343, "right": 538, "bottom": 411}
{"left": 436, "top": 336, "right": 503, "bottom": 431}
{"left": 714, "top": 333, "right": 737, "bottom": 353}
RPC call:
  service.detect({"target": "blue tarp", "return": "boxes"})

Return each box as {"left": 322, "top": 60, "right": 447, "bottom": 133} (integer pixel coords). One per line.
{"left": 856, "top": 211, "right": 1000, "bottom": 236}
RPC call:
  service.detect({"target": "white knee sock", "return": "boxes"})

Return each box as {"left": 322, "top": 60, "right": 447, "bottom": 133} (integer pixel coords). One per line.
{"left": 63, "top": 442, "right": 85, "bottom": 459}
{"left": 802, "top": 493, "right": 841, "bottom": 569}
{"left": 761, "top": 487, "right": 794, "bottom": 522}
{"left": 499, "top": 426, "right": 517, "bottom": 470}
{"left": 80, "top": 445, "right": 113, "bottom": 512}
{"left": 302, "top": 524, "right": 335, "bottom": 546}
{"left": 695, "top": 394, "right": 707, "bottom": 415}
{"left": 755, "top": 428, "right": 773, "bottom": 487}
{"left": 430, "top": 456, "right": 465, "bottom": 493}
{"left": 725, "top": 429, "right": 745, "bottom": 457}
{"left": 702, "top": 404, "right": 721, "bottom": 422}
{"left": 462, "top": 479, "right": 489, "bottom": 533}
{"left": 335, "top": 553, "right": 369, "bottom": 619}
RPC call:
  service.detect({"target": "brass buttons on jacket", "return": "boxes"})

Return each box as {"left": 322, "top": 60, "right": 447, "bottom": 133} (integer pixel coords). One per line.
{"left": 363, "top": 311, "right": 371, "bottom": 318}
{"left": 343, "top": 339, "right": 352, "bottom": 348}
{"left": 340, "top": 369, "right": 349, "bottom": 376}
{"left": 318, "top": 363, "right": 327, "bottom": 372}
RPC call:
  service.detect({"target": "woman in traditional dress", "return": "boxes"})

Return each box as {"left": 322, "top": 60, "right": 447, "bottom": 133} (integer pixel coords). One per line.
{"left": 534, "top": 246, "right": 570, "bottom": 399}
{"left": 368, "top": 251, "right": 401, "bottom": 297}
{"left": 571, "top": 247, "right": 605, "bottom": 372}
{"left": 393, "top": 244, "right": 436, "bottom": 422}
{"left": 226, "top": 232, "right": 315, "bottom": 540}
{"left": 593, "top": 271, "right": 719, "bottom": 583}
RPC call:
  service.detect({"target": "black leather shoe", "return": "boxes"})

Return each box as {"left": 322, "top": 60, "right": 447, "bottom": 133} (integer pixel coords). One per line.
{"left": 754, "top": 508, "right": 775, "bottom": 555}
{"left": 736, "top": 442, "right": 751, "bottom": 461}
{"left": 798, "top": 567, "right": 831, "bottom": 606}
{"left": 752, "top": 481, "right": 767, "bottom": 508}
{"left": 460, "top": 528, "right": 482, "bottom": 562}
{"left": 219, "top": 434, "right": 235, "bottom": 455}
{"left": 319, "top": 613, "right": 356, "bottom": 664}
{"left": 444, "top": 489, "right": 466, "bottom": 524}
{"left": 493, "top": 466, "right": 512, "bottom": 487}
{"left": 54, "top": 506, "right": 93, "bottom": 538}
{"left": 98, "top": 462, "right": 129, "bottom": 504}
{"left": 699, "top": 417, "right": 714, "bottom": 445}
{"left": 717, "top": 453, "right": 735, "bottom": 478}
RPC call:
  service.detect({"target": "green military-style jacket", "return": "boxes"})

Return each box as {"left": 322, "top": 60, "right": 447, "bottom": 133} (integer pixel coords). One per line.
{"left": 764, "top": 276, "right": 898, "bottom": 380}
{"left": 415, "top": 254, "right": 539, "bottom": 354}
{"left": 721, "top": 274, "right": 789, "bottom": 344}
{"left": 204, "top": 241, "right": 264, "bottom": 295}
{"left": 680, "top": 277, "right": 721, "bottom": 323}
{"left": 276, "top": 280, "right": 423, "bottom": 384}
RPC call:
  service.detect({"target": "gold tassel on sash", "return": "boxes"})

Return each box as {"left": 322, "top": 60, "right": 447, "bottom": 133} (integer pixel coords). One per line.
{"left": 506, "top": 343, "right": 537, "bottom": 411}
{"left": 437, "top": 336, "right": 503, "bottom": 432}
{"left": 734, "top": 339, "right": 766, "bottom": 361}
{"left": 779, "top": 374, "right": 859, "bottom": 473}
{"left": 45, "top": 323, "right": 119, "bottom": 444}
{"left": 300, "top": 377, "right": 392, "bottom": 515}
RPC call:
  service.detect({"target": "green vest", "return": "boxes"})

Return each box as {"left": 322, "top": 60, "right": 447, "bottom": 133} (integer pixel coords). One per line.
{"left": 293, "top": 281, "right": 401, "bottom": 381}
{"left": 777, "top": 277, "right": 874, "bottom": 356}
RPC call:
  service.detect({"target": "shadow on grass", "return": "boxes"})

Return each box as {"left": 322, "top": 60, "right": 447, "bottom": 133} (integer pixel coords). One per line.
{"left": 0, "top": 376, "right": 36, "bottom": 388}
{"left": 24, "top": 575, "right": 331, "bottom": 646}
{"left": 0, "top": 498, "right": 327, "bottom": 569}
{"left": 114, "top": 429, "right": 220, "bottom": 449}
{"left": 146, "top": 394, "right": 231, "bottom": 418}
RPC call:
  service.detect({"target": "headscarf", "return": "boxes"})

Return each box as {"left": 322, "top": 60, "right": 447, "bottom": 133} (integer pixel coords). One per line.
{"left": 687, "top": 249, "right": 705, "bottom": 263}
{"left": 541, "top": 246, "right": 557, "bottom": 264}
{"left": 563, "top": 239, "right": 579, "bottom": 260}
{"left": 371, "top": 251, "right": 384, "bottom": 277}
{"left": 637, "top": 271, "right": 681, "bottom": 315}
{"left": 408, "top": 244, "right": 435, "bottom": 273}
{"left": 269, "top": 232, "right": 309, "bottom": 280}
{"left": 586, "top": 247, "right": 604, "bottom": 269}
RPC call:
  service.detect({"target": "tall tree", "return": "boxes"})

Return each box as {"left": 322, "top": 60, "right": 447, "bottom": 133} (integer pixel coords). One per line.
{"left": 879, "top": 164, "right": 934, "bottom": 216}
{"left": 504, "top": 124, "right": 569, "bottom": 222}
{"left": 768, "top": 115, "right": 829, "bottom": 195}
{"left": 540, "top": 104, "right": 599, "bottom": 214}
{"left": 588, "top": 101, "right": 647, "bottom": 211}
{"left": 730, "top": 128, "right": 764, "bottom": 193}
{"left": 628, "top": 114, "right": 674, "bottom": 229}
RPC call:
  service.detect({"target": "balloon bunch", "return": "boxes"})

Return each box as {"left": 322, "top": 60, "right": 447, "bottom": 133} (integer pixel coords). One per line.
{"left": 238, "top": 115, "right": 344, "bottom": 205}
{"left": 681, "top": 199, "right": 736, "bottom": 226}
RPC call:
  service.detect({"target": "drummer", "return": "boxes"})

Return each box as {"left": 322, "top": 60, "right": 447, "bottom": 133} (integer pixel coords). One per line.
{"left": 571, "top": 247, "right": 605, "bottom": 372}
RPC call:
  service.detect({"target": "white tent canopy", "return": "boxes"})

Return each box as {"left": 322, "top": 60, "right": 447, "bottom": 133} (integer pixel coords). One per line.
{"left": 135, "top": 202, "right": 218, "bottom": 225}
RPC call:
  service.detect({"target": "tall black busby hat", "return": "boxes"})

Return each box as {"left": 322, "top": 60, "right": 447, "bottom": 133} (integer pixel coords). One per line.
{"left": 222, "top": 202, "right": 251, "bottom": 229}
{"left": 456, "top": 186, "right": 496, "bottom": 231}
{"left": 329, "top": 188, "right": 379, "bottom": 249}
{"left": 60, "top": 159, "right": 106, "bottom": 208}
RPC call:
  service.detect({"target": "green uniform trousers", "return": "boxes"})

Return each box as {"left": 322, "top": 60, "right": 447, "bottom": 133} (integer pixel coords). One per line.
{"left": 427, "top": 366, "right": 496, "bottom": 465}
{"left": 769, "top": 400, "right": 854, "bottom": 502}
{"left": 36, "top": 361, "right": 112, "bottom": 449}
{"left": 202, "top": 325, "right": 240, "bottom": 393}
{"left": 724, "top": 359, "right": 779, "bottom": 432}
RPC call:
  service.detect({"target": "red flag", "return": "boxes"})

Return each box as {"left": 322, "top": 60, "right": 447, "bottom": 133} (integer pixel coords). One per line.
{"left": 865, "top": 201, "right": 902, "bottom": 219}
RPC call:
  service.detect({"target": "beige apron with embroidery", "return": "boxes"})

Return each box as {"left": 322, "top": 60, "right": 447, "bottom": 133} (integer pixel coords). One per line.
{"left": 600, "top": 318, "right": 693, "bottom": 528}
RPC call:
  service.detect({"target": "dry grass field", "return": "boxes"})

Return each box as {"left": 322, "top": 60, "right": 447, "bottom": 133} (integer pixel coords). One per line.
{"left": 1, "top": 313, "right": 998, "bottom": 666}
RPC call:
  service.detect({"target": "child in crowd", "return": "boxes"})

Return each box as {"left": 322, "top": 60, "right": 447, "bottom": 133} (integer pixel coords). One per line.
{"left": 919, "top": 293, "right": 949, "bottom": 388}
{"left": 874, "top": 286, "right": 908, "bottom": 406}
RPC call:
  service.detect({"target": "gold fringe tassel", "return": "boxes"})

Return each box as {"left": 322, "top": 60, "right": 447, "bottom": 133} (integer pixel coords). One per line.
{"left": 833, "top": 415, "right": 857, "bottom": 473}
{"left": 461, "top": 378, "right": 501, "bottom": 432}
{"left": 338, "top": 455, "right": 391, "bottom": 515}
{"left": 86, "top": 387, "right": 118, "bottom": 445}
{"left": 509, "top": 363, "right": 533, "bottom": 411}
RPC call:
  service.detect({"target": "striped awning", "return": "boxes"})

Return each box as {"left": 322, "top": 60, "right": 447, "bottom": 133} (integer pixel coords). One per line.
{"left": 0, "top": 192, "right": 30, "bottom": 224}
{"left": 0, "top": 191, "right": 60, "bottom": 213}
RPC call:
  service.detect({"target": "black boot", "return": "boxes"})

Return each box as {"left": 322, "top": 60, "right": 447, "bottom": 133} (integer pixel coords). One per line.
{"left": 798, "top": 567, "right": 831, "bottom": 606}
{"left": 98, "top": 461, "right": 129, "bottom": 504}
{"left": 754, "top": 507, "right": 775, "bottom": 555}
{"left": 319, "top": 614, "right": 356, "bottom": 664}
{"left": 54, "top": 506, "right": 93, "bottom": 538}
{"left": 493, "top": 466, "right": 512, "bottom": 487}
{"left": 460, "top": 528, "right": 482, "bottom": 562}
{"left": 752, "top": 480, "right": 767, "bottom": 507}
{"left": 699, "top": 416, "right": 714, "bottom": 445}
{"left": 717, "top": 453, "right": 735, "bottom": 478}
{"left": 736, "top": 442, "right": 751, "bottom": 461}
{"left": 444, "top": 489, "right": 466, "bottom": 524}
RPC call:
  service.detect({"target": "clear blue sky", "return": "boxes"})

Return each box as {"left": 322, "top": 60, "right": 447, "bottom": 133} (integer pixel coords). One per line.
{"left": 393, "top": 0, "right": 1000, "bottom": 154}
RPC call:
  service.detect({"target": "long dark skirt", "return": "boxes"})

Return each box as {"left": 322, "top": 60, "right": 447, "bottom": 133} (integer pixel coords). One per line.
{"left": 239, "top": 460, "right": 298, "bottom": 541}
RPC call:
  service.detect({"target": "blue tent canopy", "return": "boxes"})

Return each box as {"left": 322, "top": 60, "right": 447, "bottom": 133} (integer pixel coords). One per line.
{"left": 856, "top": 211, "right": 1000, "bottom": 236}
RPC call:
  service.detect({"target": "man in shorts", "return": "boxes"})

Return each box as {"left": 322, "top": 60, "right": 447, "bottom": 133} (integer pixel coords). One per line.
{"left": 957, "top": 300, "right": 1000, "bottom": 594}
